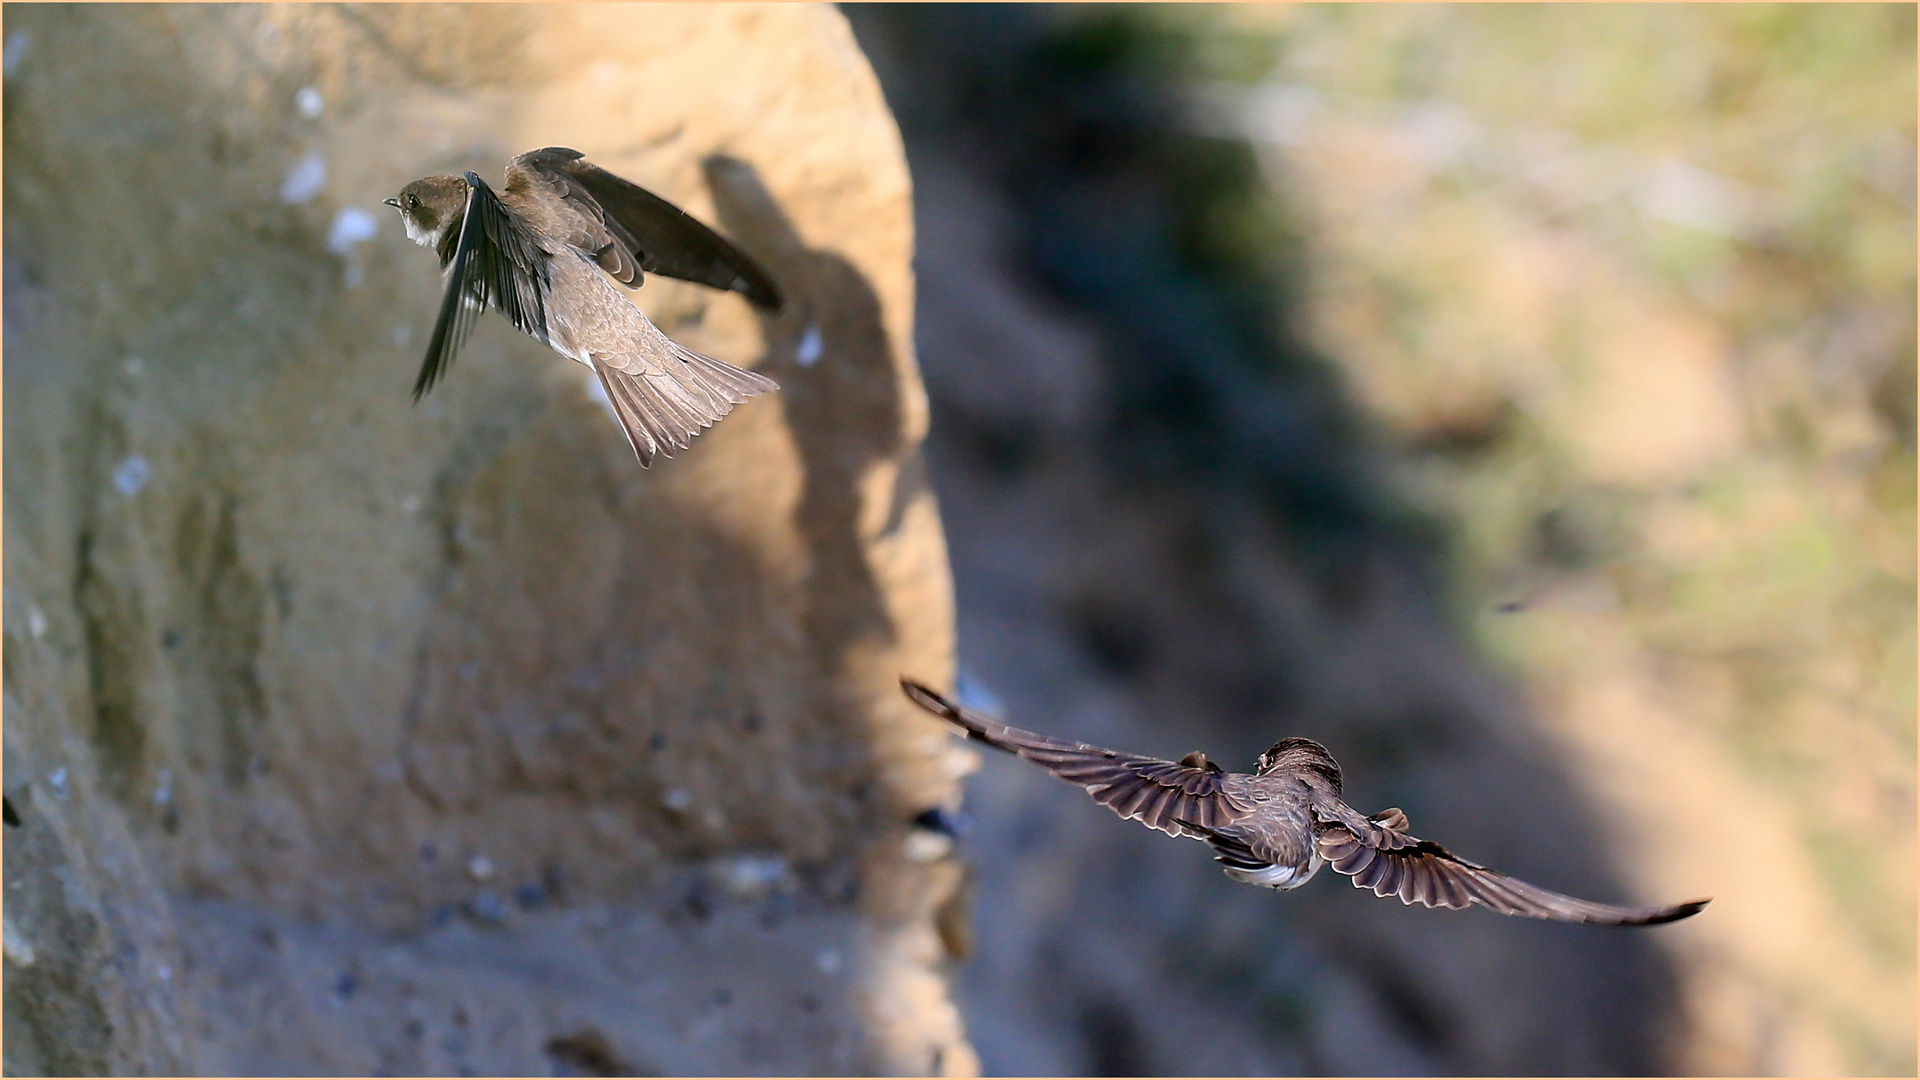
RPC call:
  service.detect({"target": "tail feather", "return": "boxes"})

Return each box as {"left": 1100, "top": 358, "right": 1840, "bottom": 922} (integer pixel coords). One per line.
{"left": 641, "top": 369, "right": 705, "bottom": 439}
{"left": 593, "top": 346, "right": 777, "bottom": 467}
{"left": 672, "top": 340, "right": 779, "bottom": 402}
{"left": 595, "top": 366, "right": 665, "bottom": 465}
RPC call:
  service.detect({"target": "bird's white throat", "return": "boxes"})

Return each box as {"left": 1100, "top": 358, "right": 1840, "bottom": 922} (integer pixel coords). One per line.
{"left": 402, "top": 215, "right": 448, "bottom": 249}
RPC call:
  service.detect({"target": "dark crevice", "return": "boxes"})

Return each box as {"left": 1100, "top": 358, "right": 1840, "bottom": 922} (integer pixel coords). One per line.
{"left": 545, "top": 1028, "right": 647, "bottom": 1077}
{"left": 74, "top": 524, "right": 145, "bottom": 793}
{"left": 172, "top": 486, "right": 271, "bottom": 787}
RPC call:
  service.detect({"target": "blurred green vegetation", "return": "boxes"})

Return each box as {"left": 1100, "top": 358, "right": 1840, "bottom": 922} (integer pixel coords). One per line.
{"left": 1158, "top": 4, "right": 1915, "bottom": 1072}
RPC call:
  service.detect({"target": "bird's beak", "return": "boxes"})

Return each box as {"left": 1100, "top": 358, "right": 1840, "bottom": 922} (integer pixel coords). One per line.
{"left": 383, "top": 197, "right": 401, "bottom": 209}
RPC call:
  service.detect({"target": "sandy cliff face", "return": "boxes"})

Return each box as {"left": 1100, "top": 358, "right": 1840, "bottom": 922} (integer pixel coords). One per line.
{"left": 3, "top": 5, "right": 974, "bottom": 1074}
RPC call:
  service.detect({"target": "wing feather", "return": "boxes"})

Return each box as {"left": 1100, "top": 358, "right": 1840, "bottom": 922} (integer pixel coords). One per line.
{"left": 900, "top": 680, "right": 1255, "bottom": 839}
{"left": 1317, "top": 821, "right": 1709, "bottom": 926}
{"left": 512, "top": 147, "right": 783, "bottom": 311}
{"left": 415, "top": 173, "right": 551, "bottom": 401}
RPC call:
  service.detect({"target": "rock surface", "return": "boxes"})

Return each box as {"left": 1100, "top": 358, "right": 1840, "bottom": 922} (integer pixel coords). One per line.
{"left": 4, "top": 4, "right": 974, "bottom": 1074}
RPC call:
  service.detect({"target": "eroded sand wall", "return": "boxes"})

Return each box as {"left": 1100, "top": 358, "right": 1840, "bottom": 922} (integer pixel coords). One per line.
{"left": 3, "top": 5, "right": 974, "bottom": 1073}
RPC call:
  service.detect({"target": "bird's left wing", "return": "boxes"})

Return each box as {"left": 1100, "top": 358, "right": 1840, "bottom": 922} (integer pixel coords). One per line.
{"left": 415, "top": 172, "right": 551, "bottom": 401}
{"left": 901, "top": 679, "right": 1254, "bottom": 837}
{"left": 1315, "top": 808, "right": 1710, "bottom": 926}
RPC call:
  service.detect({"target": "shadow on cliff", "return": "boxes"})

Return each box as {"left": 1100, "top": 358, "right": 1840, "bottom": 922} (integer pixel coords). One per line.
{"left": 704, "top": 153, "right": 905, "bottom": 692}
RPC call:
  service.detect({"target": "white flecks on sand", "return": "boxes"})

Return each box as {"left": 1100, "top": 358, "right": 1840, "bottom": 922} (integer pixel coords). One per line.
{"left": 328, "top": 206, "right": 379, "bottom": 287}
{"left": 719, "top": 854, "right": 790, "bottom": 897}
{"left": 295, "top": 85, "right": 324, "bottom": 119}
{"left": 113, "top": 455, "right": 152, "bottom": 496}
{"left": 280, "top": 152, "right": 327, "bottom": 204}
{"left": 326, "top": 207, "right": 378, "bottom": 254}
{"left": 3, "top": 916, "right": 36, "bottom": 968}
{"left": 4, "top": 30, "right": 30, "bottom": 78}
{"left": 797, "top": 323, "right": 824, "bottom": 367}
{"left": 902, "top": 830, "right": 952, "bottom": 863}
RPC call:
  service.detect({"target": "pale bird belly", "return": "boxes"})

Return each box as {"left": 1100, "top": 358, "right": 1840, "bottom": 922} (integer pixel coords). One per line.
{"left": 542, "top": 255, "right": 648, "bottom": 370}
{"left": 544, "top": 311, "right": 594, "bottom": 369}
{"left": 1222, "top": 852, "right": 1324, "bottom": 891}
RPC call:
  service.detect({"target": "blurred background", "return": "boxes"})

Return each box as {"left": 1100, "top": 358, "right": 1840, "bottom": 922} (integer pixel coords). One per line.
{"left": 847, "top": 4, "right": 1915, "bottom": 1076}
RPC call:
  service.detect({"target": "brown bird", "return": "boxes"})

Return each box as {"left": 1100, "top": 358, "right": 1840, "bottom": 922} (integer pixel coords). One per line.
{"left": 901, "top": 679, "right": 1708, "bottom": 926}
{"left": 386, "top": 147, "right": 780, "bottom": 466}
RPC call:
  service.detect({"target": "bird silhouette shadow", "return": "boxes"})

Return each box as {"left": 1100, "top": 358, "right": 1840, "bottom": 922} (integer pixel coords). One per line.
{"left": 703, "top": 152, "right": 918, "bottom": 670}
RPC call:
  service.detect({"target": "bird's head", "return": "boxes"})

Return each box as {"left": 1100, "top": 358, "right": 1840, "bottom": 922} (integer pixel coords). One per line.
{"left": 384, "top": 175, "right": 468, "bottom": 248}
{"left": 1255, "top": 737, "right": 1343, "bottom": 792}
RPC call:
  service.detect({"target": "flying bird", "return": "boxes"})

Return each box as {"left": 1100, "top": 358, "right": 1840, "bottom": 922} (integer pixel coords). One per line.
{"left": 901, "top": 680, "right": 1708, "bottom": 926}
{"left": 385, "top": 147, "right": 781, "bottom": 465}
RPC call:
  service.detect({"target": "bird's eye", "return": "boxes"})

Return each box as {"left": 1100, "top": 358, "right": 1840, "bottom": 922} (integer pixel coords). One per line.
{"left": 406, "top": 193, "right": 419, "bottom": 210}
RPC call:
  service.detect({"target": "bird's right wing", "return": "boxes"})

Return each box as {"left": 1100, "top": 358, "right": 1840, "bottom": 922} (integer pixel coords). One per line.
{"left": 415, "top": 172, "right": 551, "bottom": 401}
{"left": 900, "top": 680, "right": 1254, "bottom": 837}
{"left": 512, "top": 147, "right": 783, "bottom": 311}
{"left": 1315, "top": 808, "right": 1710, "bottom": 926}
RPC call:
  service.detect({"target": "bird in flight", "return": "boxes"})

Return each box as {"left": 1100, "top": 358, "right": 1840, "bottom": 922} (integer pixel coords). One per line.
{"left": 901, "top": 680, "right": 1708, "bottom": 926}
{"left": 386, "top": 147, "right": 781, "bottom": 465}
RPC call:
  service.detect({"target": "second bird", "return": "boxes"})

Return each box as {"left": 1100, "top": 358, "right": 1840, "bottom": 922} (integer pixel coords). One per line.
{"left": 902, "top": 680, "right": 1709, "bottom": 926}
{"left": 386, "top": 147, "right": 782, "bottom": 465}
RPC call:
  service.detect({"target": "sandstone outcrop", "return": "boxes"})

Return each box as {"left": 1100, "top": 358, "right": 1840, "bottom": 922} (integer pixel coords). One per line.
{"left": 4, "top": 5, "right": 975, "bottom": 1073}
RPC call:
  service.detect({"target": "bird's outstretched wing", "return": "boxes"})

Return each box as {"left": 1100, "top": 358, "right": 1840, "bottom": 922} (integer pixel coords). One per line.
{"left": 1315, "top": 809, "right": 1709, "bottom": 926}
{"left": 901, "top": 679, "right": 1253, "bottom": 837}
{"left": 512, "top": 147, "right": 783, "bottom": 311}
{"left": 415, "top": 172, "right": 552, "bottom": 401}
